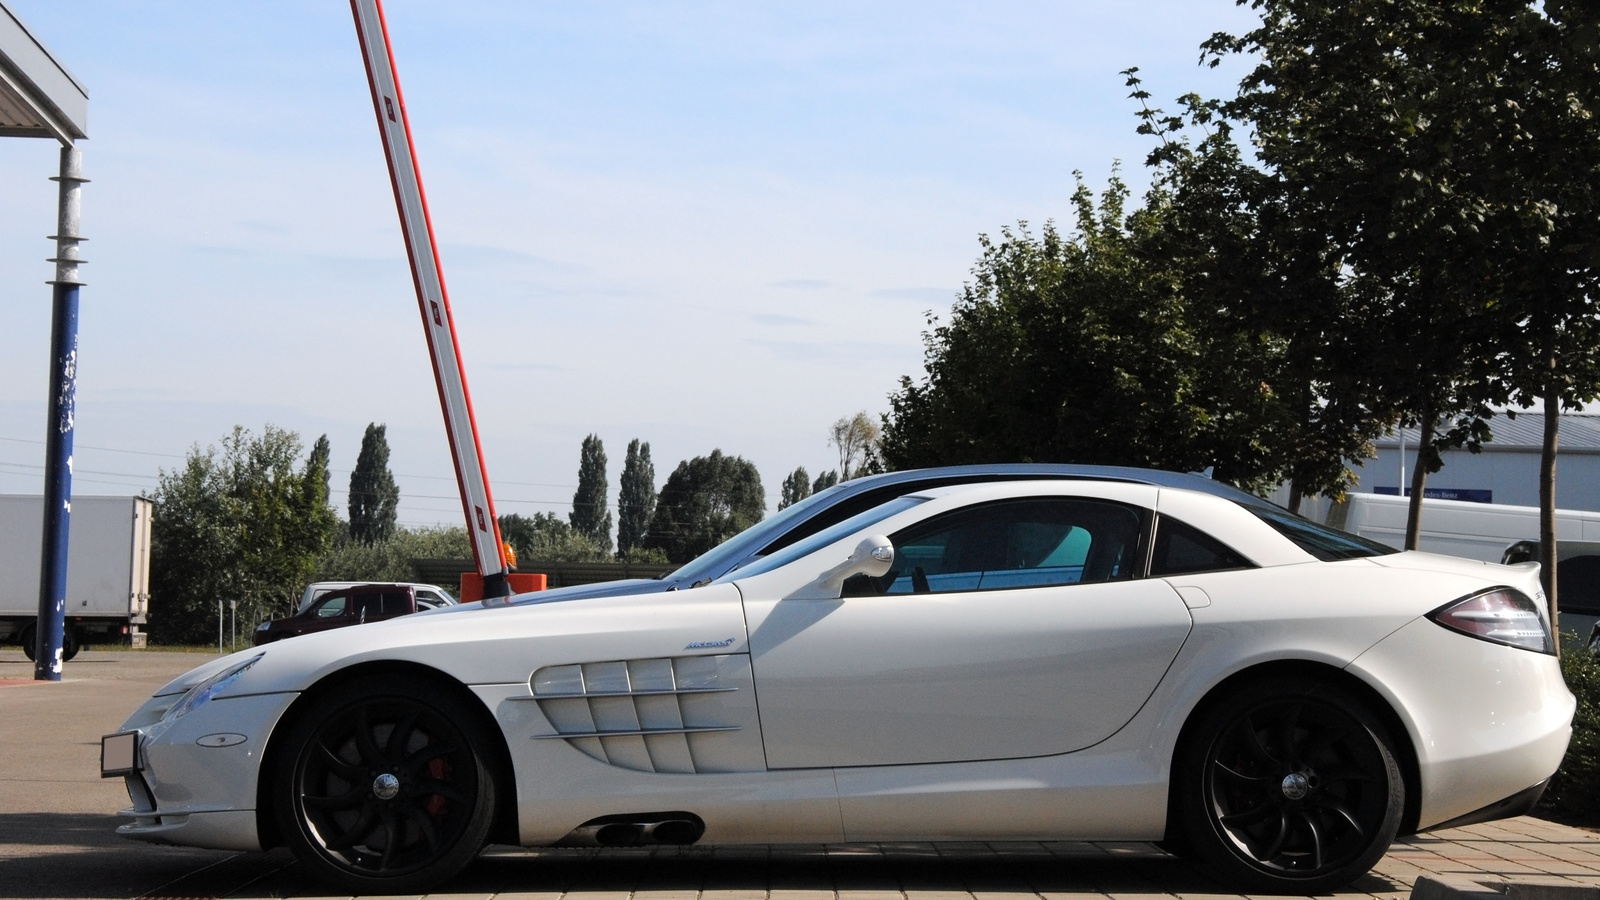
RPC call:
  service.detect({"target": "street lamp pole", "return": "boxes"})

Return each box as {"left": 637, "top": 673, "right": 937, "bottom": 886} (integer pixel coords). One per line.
{"left": 34, "top": 144, "right": 86, "bottom": 680}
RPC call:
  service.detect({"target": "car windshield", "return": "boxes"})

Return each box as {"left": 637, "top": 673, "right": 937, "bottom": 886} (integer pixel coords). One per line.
{"left": 664, "top": 481, "right": 854, "bottom": 584}
{"left": 715, "top": 496, "right": 927, "bottom": 583}
{"left": 1249, "top": 506, "right": 1398, "bottom": 561}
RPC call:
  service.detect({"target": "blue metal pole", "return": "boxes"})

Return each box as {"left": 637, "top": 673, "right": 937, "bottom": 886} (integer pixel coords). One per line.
{"left": 35, "top": 145, "right": 86, "bottom": 681}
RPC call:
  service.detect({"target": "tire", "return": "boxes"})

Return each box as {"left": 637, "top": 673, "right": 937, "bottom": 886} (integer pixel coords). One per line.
{"left": 17, "top": 624, "right": 78, "bottom": 662}
{"left": 273, "top": 673, "right": 498, "bottom": 894}
{"left": 1174, "top": 677, "right": 1403, "bottom": 894}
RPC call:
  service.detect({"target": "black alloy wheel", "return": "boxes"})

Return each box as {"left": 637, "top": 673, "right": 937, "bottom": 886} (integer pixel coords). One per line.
{"left": 275, "top": 674, "right": 497, "bottom": 894}
{"left": 1176, "top": 678, "right": 1403, "bottom": 894}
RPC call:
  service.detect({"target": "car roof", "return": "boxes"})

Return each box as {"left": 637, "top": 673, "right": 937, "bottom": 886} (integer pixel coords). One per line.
{"left": 824, "top": 464, "right": 1274, "bottom": 508}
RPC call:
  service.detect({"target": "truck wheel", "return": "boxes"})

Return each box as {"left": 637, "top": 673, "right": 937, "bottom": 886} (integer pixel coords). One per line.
{"left": 17, "top": 625, "right": 80, "bottom": 662}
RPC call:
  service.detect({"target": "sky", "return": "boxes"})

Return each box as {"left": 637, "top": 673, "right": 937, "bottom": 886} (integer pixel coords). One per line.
{"left": 0, "top": 1, "right": 1261, "bottom": 530}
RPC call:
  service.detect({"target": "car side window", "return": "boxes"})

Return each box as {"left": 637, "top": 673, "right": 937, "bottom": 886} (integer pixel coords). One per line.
{"left": 855, "top": 498, "right": 1145, "bottom": 595}
{"left": 1149, "top": 516, "right": 1252, "bottom": 576}
{"left": 313, "top": 595, "right": 348, "bottom": 618}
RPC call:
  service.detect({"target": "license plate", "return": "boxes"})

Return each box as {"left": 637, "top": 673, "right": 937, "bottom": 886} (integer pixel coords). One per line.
{"left": 101, "top": 731, "right": 138, "bottom": 777}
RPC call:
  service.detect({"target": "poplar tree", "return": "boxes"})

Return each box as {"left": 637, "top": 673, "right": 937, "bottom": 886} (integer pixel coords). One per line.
{"left": 570, "top": 434, "right": 613, "bottom": 552}
{"left": 348, "top": 423, "right": 399, "bottom": 545}
{"left": 779, "top": 467, "right": 812, "bottom": 511}
{"left": 618, "top": 439, "right": 656, "bottom": 556}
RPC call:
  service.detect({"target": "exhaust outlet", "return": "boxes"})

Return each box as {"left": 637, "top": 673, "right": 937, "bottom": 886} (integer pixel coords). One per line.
{"left": 561, "top": 812, "right": 705, "bottom": 847}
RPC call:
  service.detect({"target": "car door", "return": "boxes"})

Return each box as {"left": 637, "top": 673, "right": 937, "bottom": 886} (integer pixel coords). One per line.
{"left": 287, "top": 590, "right": 358, "bottom": 638}
{"left": 741, "top": 491, "right": 1195, "bottom": 769}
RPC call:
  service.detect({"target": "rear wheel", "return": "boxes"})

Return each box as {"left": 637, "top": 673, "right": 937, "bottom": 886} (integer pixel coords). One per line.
{"left": 1174, "top": 678, "right": 1403, "bottom": 894}
{"left": 17, "top": 624, "right": 75, "bottom": 662}
{"left": 274, "top": 673, "right": 498, "bottom": 894}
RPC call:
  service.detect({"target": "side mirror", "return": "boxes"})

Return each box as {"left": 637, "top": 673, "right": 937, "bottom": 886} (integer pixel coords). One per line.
{"left": 804, "top": 535, "right": 895, "bottom": 599}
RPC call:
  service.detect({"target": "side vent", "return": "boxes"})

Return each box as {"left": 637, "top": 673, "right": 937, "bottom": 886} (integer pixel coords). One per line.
{"left": 527, "top": 655, "right": 744, "bottom": 773}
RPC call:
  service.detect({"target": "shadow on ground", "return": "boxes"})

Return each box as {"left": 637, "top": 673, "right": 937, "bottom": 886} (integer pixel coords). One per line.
{"left": 0, "top": 812, "right": 235, "bottom": 899}
{"left": 0, "top": 814, "right": 1408, "bottom": 900}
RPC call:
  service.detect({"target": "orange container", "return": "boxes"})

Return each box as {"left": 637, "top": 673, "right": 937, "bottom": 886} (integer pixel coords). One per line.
{"left": 458, "top": 572, "right": 547, "bottom": 602}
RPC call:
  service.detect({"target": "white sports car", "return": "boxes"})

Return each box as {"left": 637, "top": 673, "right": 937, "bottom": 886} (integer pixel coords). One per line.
{"left": 104, "top": 474, "right": 1574, "bottom": 895}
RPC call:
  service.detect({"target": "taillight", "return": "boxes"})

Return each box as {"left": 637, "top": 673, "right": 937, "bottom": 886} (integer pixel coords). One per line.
{"left": 1428, "top": 587, "right": 1553, "bottom": 654}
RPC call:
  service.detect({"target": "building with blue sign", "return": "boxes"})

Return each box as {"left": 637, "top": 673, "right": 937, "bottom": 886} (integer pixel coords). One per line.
{"left": 1349, "top": 412, "right": 1600, "bottom": 513}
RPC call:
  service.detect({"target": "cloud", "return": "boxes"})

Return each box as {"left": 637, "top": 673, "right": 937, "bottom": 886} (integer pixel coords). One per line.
{"left": 768, "top": 278, "right": 833, "bottom": 290}
{"left": 236, "top": 220, "right": 290, "bottom": 235}
{"left": 485, "top": 361, "right": 563, "bottom": 372}
{"left": 750, "top": 313, "right": 814, "bottom": 327}
{"left": 746, "top": 338, "right": 919, "bottom": 364}
{"left": 439, "top": 242, "right": 587, "bottom": 276}
{"left": 871, "top": 286, "right": 956, "bottom": 304}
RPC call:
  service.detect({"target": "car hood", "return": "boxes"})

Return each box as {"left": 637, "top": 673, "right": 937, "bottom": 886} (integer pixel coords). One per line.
{"left": 475, "top": 576, "right": 672, "bottom": 608}
{"left": 197, "top": 581, "right": 748, "bottom": 700}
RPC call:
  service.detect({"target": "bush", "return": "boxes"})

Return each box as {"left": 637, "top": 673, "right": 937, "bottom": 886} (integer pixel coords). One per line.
{"left": 498, "top": 512, "right": 611, "bottom": 564}
{"left": 310, "top": 526, "right": 473, "bottom": 598}
{"left": 1540, "top": 647, "right": 1600, "bottom": 823}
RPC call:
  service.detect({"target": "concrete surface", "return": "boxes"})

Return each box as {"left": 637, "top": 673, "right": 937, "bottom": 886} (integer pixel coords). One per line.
{"left": 2, "top": 648, "right": 1598, "bottom": 900}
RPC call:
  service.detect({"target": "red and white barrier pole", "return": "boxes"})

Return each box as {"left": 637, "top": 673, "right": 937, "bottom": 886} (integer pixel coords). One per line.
{"left": 351, "top": 0, "right": 512, "bottom": 602}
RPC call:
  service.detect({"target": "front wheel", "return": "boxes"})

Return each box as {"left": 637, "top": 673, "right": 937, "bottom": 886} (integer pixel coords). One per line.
{"left": 273, "top": 673, "right": 498, "bottom": 894}
{"left": 1174, "top": 677, "right": 1403, "bottom": 894}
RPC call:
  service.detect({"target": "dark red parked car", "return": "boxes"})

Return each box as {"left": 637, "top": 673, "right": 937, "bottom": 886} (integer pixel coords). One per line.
{"left": 252, "top": 584, "right": 449, "bottom": 645}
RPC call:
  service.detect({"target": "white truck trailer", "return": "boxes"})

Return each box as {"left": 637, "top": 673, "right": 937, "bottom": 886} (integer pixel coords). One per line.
{"left": 1324, "top": 491, "right": 1600, "bottom": 561}
{"left": 1, "top": 494, "right": 152, "bottom": 659}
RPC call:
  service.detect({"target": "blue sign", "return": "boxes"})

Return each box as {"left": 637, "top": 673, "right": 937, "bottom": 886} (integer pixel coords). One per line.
{"left": 1373, "top": 487, "right": 1493, "bottom": 503}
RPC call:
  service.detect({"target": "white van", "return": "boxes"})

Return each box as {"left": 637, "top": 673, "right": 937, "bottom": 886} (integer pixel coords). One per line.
{"left": 1324, "top": 492, "right": 1600, "bottom": 562}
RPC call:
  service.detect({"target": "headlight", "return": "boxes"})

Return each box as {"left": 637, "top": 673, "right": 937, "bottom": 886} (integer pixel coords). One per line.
{"left": 163, "top": 654, "right": 264, "bottom": 721}
{"left": 255, "top": 621, "right": 271, "bottom": 631}
{"left": 1428, "top": 587, "right": 1553, "bottom": 654}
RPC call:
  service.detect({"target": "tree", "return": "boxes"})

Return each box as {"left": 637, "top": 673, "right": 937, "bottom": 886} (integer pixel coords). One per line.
{"left": 881, "top": 172, "right": 1298, "bottom": 494}
{"left": 1127, "top": 70, "right": 1399, "bottom": 510}
{"left": 1473, "top": 3, "right": 1600, "bottom": 621}
{"left": 617, "top": 439, "right": 655, "bottom": 556}
{"left": 499, "top": 512, "right": 611, "bottom": 563}
{"left": 1203, "top": 0, "right": 1600, "bottom": 615}
{"left": 812, "top": 470, "right": 840, "bottom": 493}
{"left": 348, "top": 423, "right": 399, "bottom": 544}
{"left": 150, "top": 425, "right": 338, "bottom": 644}
{"left": 830, "top": 412, "right": 882, "bottom": 481}
{"left": 779, "top": 467, "right": 812, "bottom": 510}
{"left": 643, "top": 450, "right": 766, "bottom": 564}
{"left": 298, "top": 434, "right": 340, "bottom": 561}
{"left": 569, "top": 434, "right": 613, "bottom": 552}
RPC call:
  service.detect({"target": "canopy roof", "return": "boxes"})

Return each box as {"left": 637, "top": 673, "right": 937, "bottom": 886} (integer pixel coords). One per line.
{"left": 0, "top": 3, "right": 86, "bottom": 144}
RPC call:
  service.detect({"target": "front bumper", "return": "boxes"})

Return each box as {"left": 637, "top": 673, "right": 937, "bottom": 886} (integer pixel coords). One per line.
{"left": 109, "top": 690, "right": 300, "bottom": 851}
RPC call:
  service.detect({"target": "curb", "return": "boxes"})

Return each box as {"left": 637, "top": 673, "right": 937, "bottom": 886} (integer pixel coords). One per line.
{"left": 1413, "top": 875, "right": 1600, "bottom": 900}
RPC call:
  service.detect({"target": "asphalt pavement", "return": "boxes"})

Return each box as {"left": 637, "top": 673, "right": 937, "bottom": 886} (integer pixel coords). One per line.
{"left": 3, "top": 648, "right": 1598, "bottom": 900}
